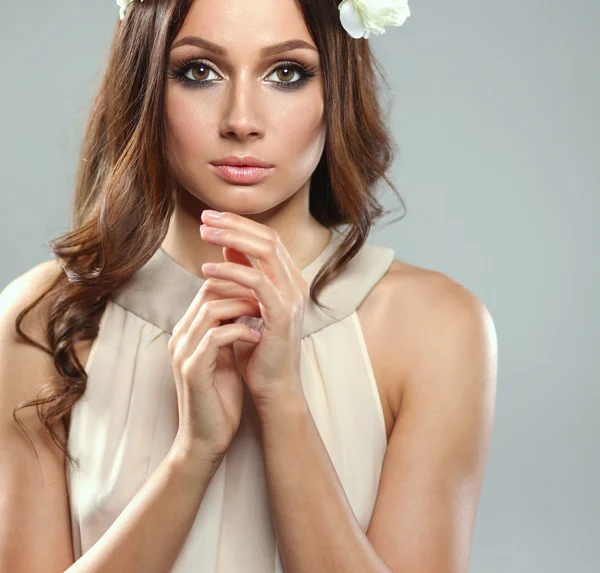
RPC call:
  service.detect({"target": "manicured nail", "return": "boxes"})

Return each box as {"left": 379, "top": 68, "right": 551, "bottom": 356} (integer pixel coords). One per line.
{"left": 203, "top": 210, "right": 222, "bottom": 221}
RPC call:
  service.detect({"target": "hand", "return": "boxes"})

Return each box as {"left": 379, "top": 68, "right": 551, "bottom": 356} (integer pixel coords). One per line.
{"left": 167, "top": 259, "right": 263, "bottom": 462}
{"left": 199, "top": 210, "right": 308, "bottom": 413}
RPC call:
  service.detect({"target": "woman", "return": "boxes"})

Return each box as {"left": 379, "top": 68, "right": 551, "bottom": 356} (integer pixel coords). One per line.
{"left": 0, "top": 0, "right": 497, "bottom": 571}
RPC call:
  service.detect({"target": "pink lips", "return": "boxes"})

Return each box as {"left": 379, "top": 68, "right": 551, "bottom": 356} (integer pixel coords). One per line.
{"left": 210, "top": 155, "right": 274, "bottom": 185}
{"left": 211, "top": 165, "right": 274, "bottom": 184}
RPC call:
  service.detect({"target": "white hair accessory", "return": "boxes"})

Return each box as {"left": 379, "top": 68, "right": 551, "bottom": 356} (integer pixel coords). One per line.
{"left": 117, "top": 0, "right": 144, "bottom": 21}
{"left": 338, "top": 0, "right": 410, "bottom": 39}
{"left": 116, "top": 0, "right": 410, "bottom": 38}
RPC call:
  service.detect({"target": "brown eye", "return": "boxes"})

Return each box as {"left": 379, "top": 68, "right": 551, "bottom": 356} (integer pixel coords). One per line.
{"left": 266, "top": 64, "right": 307, "bottom": 86}
{"left": 275, "top": 66, "right": 296, "bottom": 82}
{"left": 190, "top": 65, "right": 211, "bottom": 81}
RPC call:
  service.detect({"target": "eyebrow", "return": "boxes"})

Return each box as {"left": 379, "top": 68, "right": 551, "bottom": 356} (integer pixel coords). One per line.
{"left": 170, "top": 36, "right": 318, "bottom": 57}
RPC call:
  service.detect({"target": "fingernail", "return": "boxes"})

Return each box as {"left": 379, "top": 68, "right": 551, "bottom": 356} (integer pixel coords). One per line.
{"left": 203, "top": 210, "right": 222, "bottom": 221}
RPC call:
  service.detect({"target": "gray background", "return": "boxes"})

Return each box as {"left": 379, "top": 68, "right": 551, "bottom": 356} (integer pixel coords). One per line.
{"left": 1, "top": 1, "right": 598, "bottom": 571}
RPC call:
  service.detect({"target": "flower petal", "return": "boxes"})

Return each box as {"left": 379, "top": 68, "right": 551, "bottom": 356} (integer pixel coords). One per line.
{"left": 347, "top": 0, "right": 411, "bottom": 37}
{"left": 338, "top": 0, "right": 370, "bottom": 39}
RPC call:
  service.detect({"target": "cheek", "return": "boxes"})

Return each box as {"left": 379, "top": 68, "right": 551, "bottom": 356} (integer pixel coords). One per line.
{"left": 165, "top": 89, "right": 214, "bottom": 163}
{"left": 273, "top": 97, "right": 326, "bottom": 174}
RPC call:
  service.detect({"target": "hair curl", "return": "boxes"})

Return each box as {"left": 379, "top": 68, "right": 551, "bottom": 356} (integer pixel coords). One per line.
{"left": 13, "top": 0, "right": 405, "bottom": 471}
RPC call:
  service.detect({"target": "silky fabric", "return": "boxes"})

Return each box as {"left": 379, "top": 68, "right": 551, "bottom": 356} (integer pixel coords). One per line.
{"left": 66, "top": 228, "right": 395, "bottom": 571}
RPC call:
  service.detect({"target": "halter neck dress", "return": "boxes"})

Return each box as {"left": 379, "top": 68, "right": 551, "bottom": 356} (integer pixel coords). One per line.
{"left": 66, "top": 227, "right": 395, "bottom": 571}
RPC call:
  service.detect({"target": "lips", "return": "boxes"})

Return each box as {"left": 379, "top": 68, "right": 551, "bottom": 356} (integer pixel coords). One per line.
{"left": 210, "top": 155, "right": 274, "bottom": 168}
{"left": 210, "top": 163, "right": 274, "bottom": 185}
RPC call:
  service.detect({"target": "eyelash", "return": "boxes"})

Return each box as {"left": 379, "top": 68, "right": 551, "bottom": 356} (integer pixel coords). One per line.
{"left": 168, "top": 58, "right": 318, "bottom": 91}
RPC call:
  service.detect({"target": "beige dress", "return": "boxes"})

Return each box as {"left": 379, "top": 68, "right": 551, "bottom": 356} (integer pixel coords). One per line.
{"left": 66, "top": 228, "right": 395, "bottom": 571}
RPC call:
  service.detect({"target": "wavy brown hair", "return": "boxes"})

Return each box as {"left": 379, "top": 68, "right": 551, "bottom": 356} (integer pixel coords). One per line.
{"left": 13, "top": 0, "right": 405, "bottom": 471}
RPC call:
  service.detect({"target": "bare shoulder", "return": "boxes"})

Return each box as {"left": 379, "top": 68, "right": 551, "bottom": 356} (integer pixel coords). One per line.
{"left": 358, "top": 258, "right": 496, "bottom": 418}
{"left": 0, "top": 259, "right": 64, "bottom": 421}
{"left": 0, "top": 258, "right": 75, "bottom": 568}
{"left": 384, "top": 258, "right": 492, "bottom": 319}
{"left": 0, "top": 259, "right": 63, "bottom": 345}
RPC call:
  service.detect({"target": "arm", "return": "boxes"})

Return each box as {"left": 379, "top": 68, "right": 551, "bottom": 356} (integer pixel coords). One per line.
{"left": 258, "top": 396, "right": 393, "bottom": 573}
{"left": 0, "top": 262, "right": 222, "bottom": 573}
{"left": 0, "top": 262, "right": 75, "bottom": 573}
{"left": 66, "top": 447, "right": 221, "bottom": 573}
{"left": 255, "top": 273, "right": 497, "bottom": 573}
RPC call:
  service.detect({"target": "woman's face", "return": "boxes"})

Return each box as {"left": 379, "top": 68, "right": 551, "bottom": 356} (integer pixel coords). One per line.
{"left": 165, "top": 0, "right": 325, "bottom": 214}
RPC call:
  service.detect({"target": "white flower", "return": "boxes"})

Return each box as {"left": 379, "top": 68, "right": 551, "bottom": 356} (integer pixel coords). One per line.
{"left": 116, "top": 0, "right": 135, "bottom": 21}
{"left": 338, "top": 0, "right": 410, "bottom": 39}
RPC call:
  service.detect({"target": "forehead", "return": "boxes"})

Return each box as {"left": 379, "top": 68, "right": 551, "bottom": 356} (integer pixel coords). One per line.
{"left": 176, "top": 0, "right": 312, "bottom": 48}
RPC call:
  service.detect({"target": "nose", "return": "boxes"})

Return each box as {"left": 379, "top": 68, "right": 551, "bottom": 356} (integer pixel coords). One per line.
{"left": 219, "top": 75, "right": 265, "bottom": 141}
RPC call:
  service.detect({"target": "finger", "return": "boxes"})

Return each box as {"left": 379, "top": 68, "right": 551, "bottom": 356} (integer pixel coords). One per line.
{"left": 201, "top": 211, "right": 307, "bottom": 301}
{"left": 200, "top": 225, "right": 294, "bottom": 294}
{"left": 222, "top": 245, "right": 253, "bottom": 267}
{"left": 185, "top": 322, "right": 261, "bottom": 386}
{"left": 181, "top": 297, "right": 261, "bottom": 357}
{"left": 201, "top": 262, "right": 285, "bottom": 324}
{"left": 173, "top": 278, "right": 256, "bottom": 337}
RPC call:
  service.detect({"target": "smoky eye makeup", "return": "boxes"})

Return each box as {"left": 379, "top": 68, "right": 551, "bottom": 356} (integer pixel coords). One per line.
{"left": 167, "top": 57, "right": 319, "bottom": 91}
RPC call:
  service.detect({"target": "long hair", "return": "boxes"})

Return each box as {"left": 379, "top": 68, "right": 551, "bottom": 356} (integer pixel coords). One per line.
{"left": 13, "top": 0, "right": 405, "bottom": 470}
